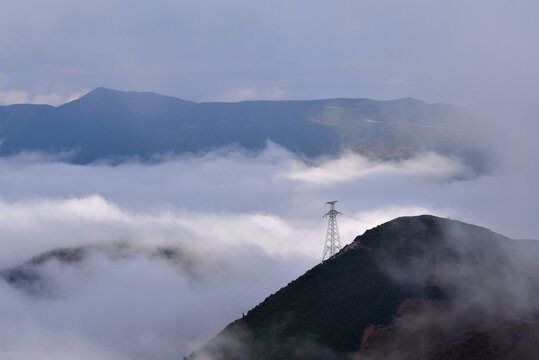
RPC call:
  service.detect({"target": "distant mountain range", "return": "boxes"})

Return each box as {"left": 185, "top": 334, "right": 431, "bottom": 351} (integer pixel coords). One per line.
{"left": 1, "top": 243, "right": 193, "bottom": 295}
{"left": 0, "top": 88, "right": 485, "bottom": 168}
{"left": 190, "top": 216, "right": 539, "bottom": 359}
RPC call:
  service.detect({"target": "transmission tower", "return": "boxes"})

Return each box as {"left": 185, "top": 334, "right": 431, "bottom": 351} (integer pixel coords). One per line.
{"left": 322, "top": 201, "right": 342, "bottom": 262}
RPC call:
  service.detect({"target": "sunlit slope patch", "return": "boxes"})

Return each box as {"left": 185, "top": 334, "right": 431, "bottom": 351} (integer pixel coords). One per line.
{"left": 0, "top": 88, "right": 484, "bottom": 169}
{"left": 192, "top": 215, "right": 539, "bottom": 360}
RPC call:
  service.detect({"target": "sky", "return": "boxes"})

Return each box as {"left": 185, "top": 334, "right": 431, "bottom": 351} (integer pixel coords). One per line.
{"left": 0, "top": 1, "right": 537, "bottom": 105}
{"left": 1, "top": 1, "right": 539, "bottom": 359}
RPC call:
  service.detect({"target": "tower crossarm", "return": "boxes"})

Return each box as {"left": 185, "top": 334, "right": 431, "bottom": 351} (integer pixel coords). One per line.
{"left": 323, "top": 209, "right": 342, "bottom": 218}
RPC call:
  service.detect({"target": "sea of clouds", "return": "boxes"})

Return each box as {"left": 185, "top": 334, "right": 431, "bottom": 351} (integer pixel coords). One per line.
{"left": 0, "top": 140, "right": 538, "bottom": 359}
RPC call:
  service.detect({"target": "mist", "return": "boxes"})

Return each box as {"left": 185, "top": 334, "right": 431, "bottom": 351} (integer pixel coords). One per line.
{"left": 350, "top": 218, "right": 539, "bottom": 360}
{"left": 0, "top": 139, "right": 538, "bottom": 358}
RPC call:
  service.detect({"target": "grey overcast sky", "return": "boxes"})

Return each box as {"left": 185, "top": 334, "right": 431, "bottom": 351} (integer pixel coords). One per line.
{"left": 1, "top": 0, "right": 538, "bottom": 105}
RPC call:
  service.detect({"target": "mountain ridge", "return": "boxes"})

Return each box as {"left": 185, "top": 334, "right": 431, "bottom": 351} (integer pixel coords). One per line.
{"left": 63, "top": 87, "right": 433, "bottom": 106}
{"left": 0, "top": 88, "right": 483, "bottom": 167}
{"left": 190, "top": 215, "right": 539, "bottom": 360}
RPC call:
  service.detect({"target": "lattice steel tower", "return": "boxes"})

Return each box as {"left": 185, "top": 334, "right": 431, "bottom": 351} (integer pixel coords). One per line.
{"left": 322, "top": 201, "right": 342, "bottom": 261}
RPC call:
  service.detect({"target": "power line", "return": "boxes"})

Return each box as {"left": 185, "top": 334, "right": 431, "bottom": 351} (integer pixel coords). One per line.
{"left": 340, "top": 212, "right": 378, "bottom": 227}
{"left": 215, "top": 215, "right": 325, "bottom": 319}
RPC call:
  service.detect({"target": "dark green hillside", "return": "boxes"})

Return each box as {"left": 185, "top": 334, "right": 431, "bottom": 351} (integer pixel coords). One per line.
{"left": 0, "top": 88, "right": 483, "bottom": 167}
{"left": 192, "top": 216, "right": 539, "bottom": 360}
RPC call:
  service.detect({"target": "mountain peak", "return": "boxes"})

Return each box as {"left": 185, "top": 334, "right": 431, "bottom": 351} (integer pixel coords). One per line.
{"left": 355, "top": 214, "right": 502, "bottom": 249}
{"left": 191, "top": 215, "right": 539, "bottom": 359}
{"left": 88, "top": 86, "right": 115, "bottom": 94}
{"left": 60, "top": 87, "right": 195, "bottom": 112}
{"left": 64, "top": 86, "right": 122, "bottom": 103}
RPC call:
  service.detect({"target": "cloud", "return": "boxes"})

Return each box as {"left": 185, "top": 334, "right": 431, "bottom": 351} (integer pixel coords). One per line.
{"left": 284, "top": 152, "right": 472, "bottom": 185}
{"left": 211, "top": 86, "right": 287, "bottom": 102}
{"left": 0, "top": 89, "right": 30, "bottom": 104}
{"left": 0, "top": 251, "right": 309, "bottom": 360}
{"left": 0, "top": 197, "right": 317, "bottom": 359}
{"left": 0, "top": 1, "right": 537, "bottom": 104}
{"left": 31, "top": 89, "right": 89, "bottom": 105}
{"left": 0, "top": 88, "right": 88, "bottom": 106}
{"left": 0, "top": 146, "right": 466, "bottom": 359}
{"left": 0, "top": 194, "right": 322, "bottom": 269}
{"left": 0, "top": 143, "right": 537, "bottom": 359}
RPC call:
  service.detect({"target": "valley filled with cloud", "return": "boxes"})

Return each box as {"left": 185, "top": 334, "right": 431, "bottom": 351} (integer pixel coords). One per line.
{"left": 1, "top": 142, "right": 538, "bottom": 358}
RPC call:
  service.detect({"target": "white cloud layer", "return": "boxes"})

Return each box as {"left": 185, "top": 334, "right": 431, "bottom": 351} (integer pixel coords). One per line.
{"left": 0, "top": 252, "right": 307, "bottom": 360}
{"left": 0, "top": 145, "right": 537, "bottom": 359}
{"left": 0, "top": 89, "right": 88, "bottom": 106}
{"left": 284, "top": 151, "right": 472, "bottom": 185}
{"left": 0, "top": 194, "right": 318, "bottom": 268}
{"left": 211, "top": 86, "right": 287, "bottom": 102}
{"left": 0, "top": 89, "right": 29, "bottom": 105}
